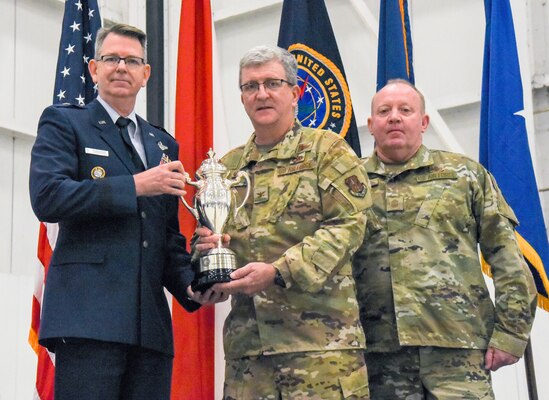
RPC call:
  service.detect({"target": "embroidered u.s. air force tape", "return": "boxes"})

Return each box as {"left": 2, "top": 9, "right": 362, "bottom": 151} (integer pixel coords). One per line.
{"left": 91, "top": 166, "right": 106, "bottom": 179}
{"left": 85, "top": 147, "right": 109, "bottom": 157}
{"left": 416, "top": 171, "right": 458, "bottom": 182}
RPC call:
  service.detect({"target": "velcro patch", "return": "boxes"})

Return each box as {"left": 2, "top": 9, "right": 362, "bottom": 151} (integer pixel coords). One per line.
{"left": 416, "top": 171, "right": 458, "bottom": 182}
{"left": 344, "top": 175, "right": 367, "bottom": 198}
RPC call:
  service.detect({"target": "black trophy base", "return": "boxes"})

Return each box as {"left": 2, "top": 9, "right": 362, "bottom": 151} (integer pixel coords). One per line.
{"left": 191, "top": 268, "right": 233, "bottom": 293}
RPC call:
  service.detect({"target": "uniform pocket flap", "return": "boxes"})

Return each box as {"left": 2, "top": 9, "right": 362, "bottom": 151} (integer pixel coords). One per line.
{"left": 338, "top": 365, "right": 369, "bottom": 398}
{"left": 52, "top": 245, "right": 105, "bottom": 265}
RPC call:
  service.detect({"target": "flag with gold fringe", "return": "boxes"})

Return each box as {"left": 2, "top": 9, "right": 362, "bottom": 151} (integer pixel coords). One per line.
{"left": 376, "top": 0, "right": 414, "bottom": 90}
{"left": 480, "top": 0, "right": 549, "bottom": 310}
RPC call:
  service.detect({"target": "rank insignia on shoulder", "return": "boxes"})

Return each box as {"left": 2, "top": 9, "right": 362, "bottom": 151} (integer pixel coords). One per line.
{"left": 91, "top": 166, "right": 106, "bottom": 179}
{"left": 254, "top": 186, "right": 269, "bottom": 203}
{"left": 345, "top": 175, "right": 367, "bottom": 197}
{"left": 160, "top": 153, "right": 171, "bottom": 165}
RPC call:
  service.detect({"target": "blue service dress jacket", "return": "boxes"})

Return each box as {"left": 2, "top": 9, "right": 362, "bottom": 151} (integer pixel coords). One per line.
{"left": 29, "top": 99, "right": 199, "bottom": 356}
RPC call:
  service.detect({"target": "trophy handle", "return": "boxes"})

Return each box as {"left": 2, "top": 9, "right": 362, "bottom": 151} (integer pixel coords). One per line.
{"left": 229, "top": 171, "right": 251, "bottom": 214}
{"left": 180, "top": 172, "right": 202, "bottom": 220}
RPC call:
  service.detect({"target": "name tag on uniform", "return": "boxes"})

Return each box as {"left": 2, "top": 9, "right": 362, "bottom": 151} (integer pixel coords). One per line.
{"left": 387, "top": 195, "right": 404, "bottom": 212}
{"left": 416, "top": 171, "right": 457, "bottom": 182}
{"left": 85, "top": 147, "right": 109, "bottom": 157}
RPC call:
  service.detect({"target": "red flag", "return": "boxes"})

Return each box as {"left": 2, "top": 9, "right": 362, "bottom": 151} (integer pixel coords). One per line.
{"left": 172, "top": 1, "right": 215, "bottom": 399}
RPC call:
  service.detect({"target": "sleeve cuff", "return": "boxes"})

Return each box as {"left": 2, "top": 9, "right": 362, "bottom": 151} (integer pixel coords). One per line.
{"left": 272, "top": 258, "right": 293, "bottom": 289}
{"left": 488, "top": 329, "right": 529, "bottom": 358}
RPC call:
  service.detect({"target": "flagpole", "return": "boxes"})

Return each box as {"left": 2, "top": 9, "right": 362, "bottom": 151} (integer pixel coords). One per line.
{"left": 146, "top": 0, "right": 165, "bottom": 127}
{"left": 524, "top": 339, "right": 538, "bottom": 400}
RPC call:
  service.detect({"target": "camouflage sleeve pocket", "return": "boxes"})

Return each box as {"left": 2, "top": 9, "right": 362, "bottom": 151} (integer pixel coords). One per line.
{"left": 320, "top": 156, "right": 371, "bottom": 214}
{"left": 310, "top": 241, "right": 341, "bottom": 276}
{"left": 489, "top": 175, "right": 519, "bottom": 225}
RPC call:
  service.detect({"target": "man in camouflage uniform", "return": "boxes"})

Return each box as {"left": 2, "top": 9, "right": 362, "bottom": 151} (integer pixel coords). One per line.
{"left": 353, "top": 79, "right": 537, "bottom": 399}
{"left": 194, "top": 45, "right": 371, "bottom": 399}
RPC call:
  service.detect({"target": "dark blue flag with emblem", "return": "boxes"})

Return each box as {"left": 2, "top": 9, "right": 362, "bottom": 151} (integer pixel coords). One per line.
{"left": 480, "top": 0, "right": 549, "bottom": 310}
{"left": 277, "top": 0, "right": 362, "bottom": 156}
{"left": 53, "top": 0, "right": 102, "bottom": 105}
{"left": 376, "top": 0, "right": 414, "bottom": 91}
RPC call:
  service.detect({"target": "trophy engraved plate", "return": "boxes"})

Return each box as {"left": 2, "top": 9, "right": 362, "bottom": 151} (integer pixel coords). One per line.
{"left": 181, "top": 149, "right": 250, "bottom": 292}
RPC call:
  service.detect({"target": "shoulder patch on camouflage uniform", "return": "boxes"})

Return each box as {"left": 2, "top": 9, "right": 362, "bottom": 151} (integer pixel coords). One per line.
{"left": 345, "top": 175, "right": 367, "bottom": 198}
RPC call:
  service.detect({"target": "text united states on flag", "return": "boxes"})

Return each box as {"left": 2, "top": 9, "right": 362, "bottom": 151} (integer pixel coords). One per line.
{"left": 29, "top": 1, "right": 101, "bottom": 399}
{"left": 277, "top": 0, "right": 362, "bottom": 156}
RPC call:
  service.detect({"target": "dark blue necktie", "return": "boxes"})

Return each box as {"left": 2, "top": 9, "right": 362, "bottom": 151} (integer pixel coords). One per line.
{"left": 116, "top": 117, "right": 145, "bottom": 171}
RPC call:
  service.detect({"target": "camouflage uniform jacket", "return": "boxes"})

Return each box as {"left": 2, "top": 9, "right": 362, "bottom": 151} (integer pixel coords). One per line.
{"left": 220, "top": 122, "right": 371, "bottom": 360}
{"left": 353, "top": 145, "right": 536, "bottom": 357}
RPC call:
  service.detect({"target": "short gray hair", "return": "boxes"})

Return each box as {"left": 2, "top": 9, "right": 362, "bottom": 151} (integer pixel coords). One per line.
{"left": 239, "top": 45, "right": 297, "bottom": 86}
{"left": 382, "top": 79, "right": 426, "bottom": 114}
{"left": 95, "top": 23, "right": 147, "bottom": 62}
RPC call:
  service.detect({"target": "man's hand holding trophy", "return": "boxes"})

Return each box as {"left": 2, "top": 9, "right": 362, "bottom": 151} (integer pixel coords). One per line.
{"left": 181, "top": 149, "right": 250, "bottom": 296}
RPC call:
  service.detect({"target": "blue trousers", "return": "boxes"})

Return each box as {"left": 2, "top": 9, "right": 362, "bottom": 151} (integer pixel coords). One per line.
{"left": 54, "top": 339, "right": 173, "bottom": 400}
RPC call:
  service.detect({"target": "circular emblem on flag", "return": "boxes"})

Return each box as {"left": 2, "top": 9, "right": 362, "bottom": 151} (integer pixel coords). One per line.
{"left": 289, "top": 43, "right": 353, "bottom": 138}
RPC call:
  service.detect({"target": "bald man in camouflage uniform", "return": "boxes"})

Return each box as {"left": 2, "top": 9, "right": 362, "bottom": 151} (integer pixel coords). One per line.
{"left": 194, "top": 45, "right": 371, "bottom": 399}
{"left": 353, "top": 79, "right": 537, "bottom": 399}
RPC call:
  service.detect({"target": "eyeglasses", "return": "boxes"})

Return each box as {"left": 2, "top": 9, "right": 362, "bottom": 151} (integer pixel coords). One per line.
{"left": 97, "top": 55, "right": 145, "bottom": 69}
{"left": 239, "top": 79, "right": 292, "bottom": 95}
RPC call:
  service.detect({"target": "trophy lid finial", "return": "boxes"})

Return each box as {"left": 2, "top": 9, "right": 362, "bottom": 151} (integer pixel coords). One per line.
{"left": 197, "top": 148, "right": 227, "bottom": 177}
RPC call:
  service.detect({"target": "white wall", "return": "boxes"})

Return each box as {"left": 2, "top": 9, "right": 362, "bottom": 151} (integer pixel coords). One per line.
{"left": 1, "top": 0, "right": 548, "bottom": 399}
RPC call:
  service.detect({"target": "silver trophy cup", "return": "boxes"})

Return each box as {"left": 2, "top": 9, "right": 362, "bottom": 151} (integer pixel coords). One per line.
{"left": 181, "top": 149, "right": 251, "bottom": 292}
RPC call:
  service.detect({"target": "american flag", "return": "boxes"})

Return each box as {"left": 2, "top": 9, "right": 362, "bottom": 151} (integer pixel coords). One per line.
{"left": 53, "top": 0, "right": 101, "bottom": 106}
{"left": 28, "top": 1, "right": 101, "bottom": 399}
